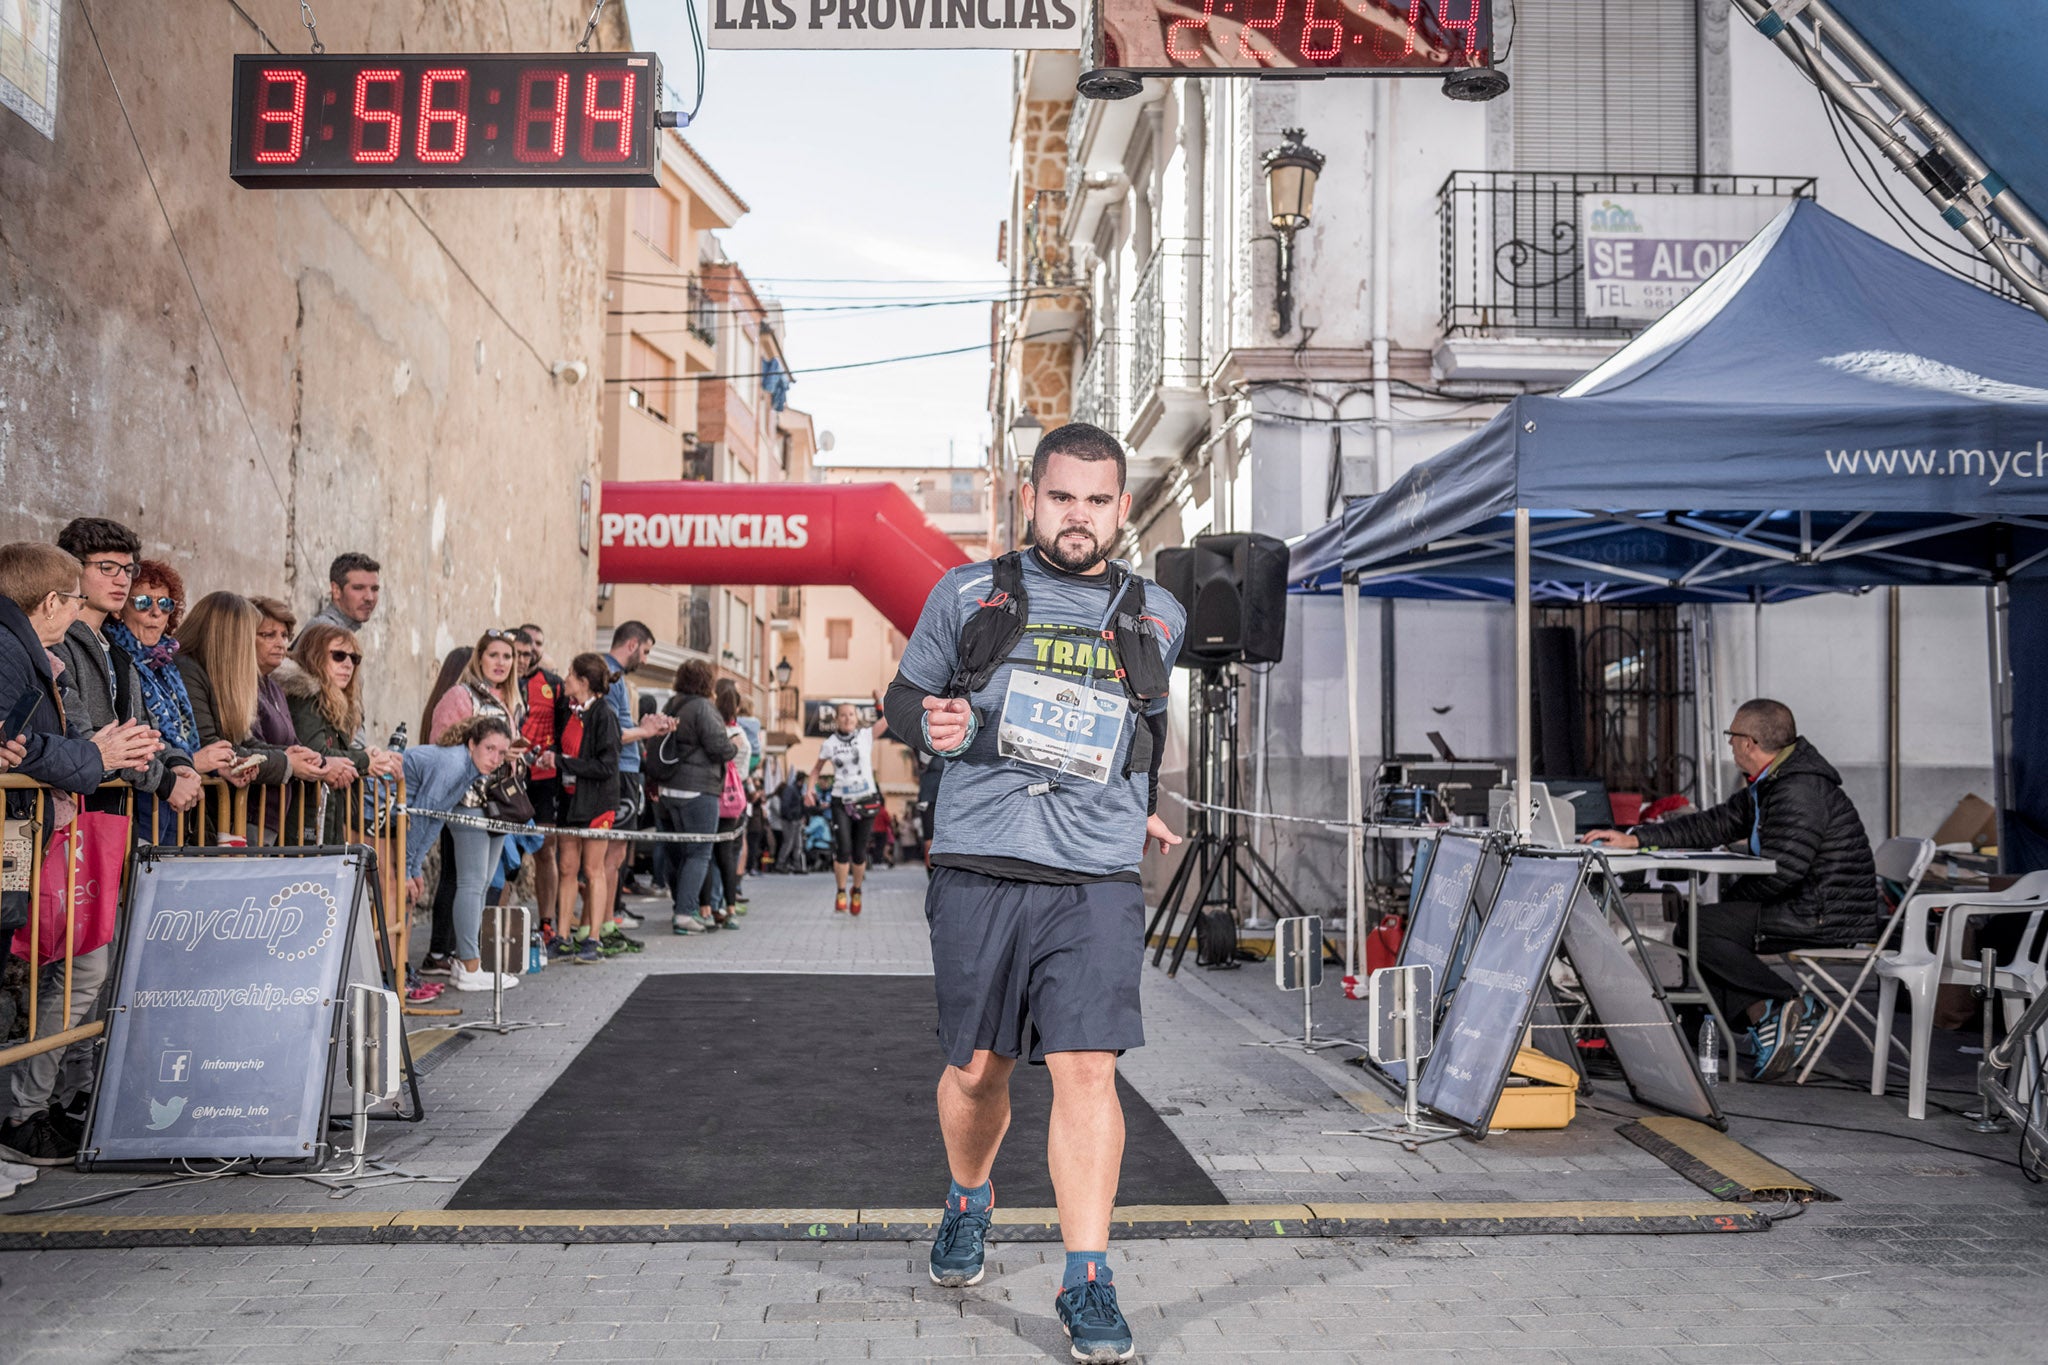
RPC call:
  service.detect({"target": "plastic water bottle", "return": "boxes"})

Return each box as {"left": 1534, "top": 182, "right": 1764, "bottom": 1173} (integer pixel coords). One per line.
{"left": 387, "top": 722, "right": 409, "bottom": 752}
{"left": 528, "top": 931, "right": 545, "bottom": 974}
{"left": 1697, "top": 1017, "right": 1719, "bottom": 1087}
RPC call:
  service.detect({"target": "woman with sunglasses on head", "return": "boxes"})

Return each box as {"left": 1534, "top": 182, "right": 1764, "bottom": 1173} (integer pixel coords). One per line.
{"left": 105, "top": 561, "right": 243, "bottom": 790}
{"left": 286, "top": 623, "right": 403, "bottom": 840}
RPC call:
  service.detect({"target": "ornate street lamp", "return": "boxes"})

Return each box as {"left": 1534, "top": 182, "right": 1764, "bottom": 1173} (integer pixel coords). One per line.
{"left": 774, "top": 657, "right": 793, "bottom": 688}
{"left": 1262, "top": 128, "right": 1325, "bottom": 337}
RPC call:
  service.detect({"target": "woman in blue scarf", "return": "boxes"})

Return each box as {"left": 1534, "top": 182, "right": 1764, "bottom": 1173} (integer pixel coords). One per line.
{"left": 105, "top": 560, "right": 240, "bottom": 795}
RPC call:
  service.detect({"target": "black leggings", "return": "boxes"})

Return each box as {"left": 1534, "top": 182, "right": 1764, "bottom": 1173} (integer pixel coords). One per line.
{"left": 831, "top": 801, "right": 877, "bottom": 866}
{"left": 713, "top": 815, "right": 745, "bottom": 908}
{"left": 429, "top": 826, "right": 458, "bottom": 957}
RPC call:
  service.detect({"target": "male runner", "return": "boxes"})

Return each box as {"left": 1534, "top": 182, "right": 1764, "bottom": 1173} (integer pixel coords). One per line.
{"left": 807, "top": 701, "right": 887, "bottom": 914}
{"left": 884, "top": 421, "right": 1183, "bottom": 1364}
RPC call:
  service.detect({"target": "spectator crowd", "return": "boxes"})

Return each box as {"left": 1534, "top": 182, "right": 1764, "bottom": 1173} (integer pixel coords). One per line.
{"left": 0, "top": 521, "right": 880, "bottom": 1179}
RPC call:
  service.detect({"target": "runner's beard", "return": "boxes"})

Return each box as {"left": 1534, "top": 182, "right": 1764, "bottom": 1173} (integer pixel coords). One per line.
{"left": 1032, "top": 521, "right": 1108, "bottom": 574}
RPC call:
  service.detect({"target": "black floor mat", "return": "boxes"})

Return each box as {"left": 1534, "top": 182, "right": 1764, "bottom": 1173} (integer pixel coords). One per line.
{"left": 448, "top": 973, "right": 1225, "bottom": 1210}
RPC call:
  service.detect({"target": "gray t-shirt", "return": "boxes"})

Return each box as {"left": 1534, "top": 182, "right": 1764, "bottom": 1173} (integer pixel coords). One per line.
{"left": 895, "top": 551, "right": 1184, "bottom": 880}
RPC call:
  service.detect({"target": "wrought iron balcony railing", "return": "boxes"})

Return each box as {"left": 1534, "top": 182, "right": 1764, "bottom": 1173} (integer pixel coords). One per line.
{"left": 686, "top": 276, "right": 716, "bottom": 346}
{"left": 1438, "top": 171, "right": 1817, "bottom": 338}
{"left": 1073, "top": 328, "right": 1124, "bottom": 437}
{"left": 1130, "top": 240, "right": 1204, "bottom": 403}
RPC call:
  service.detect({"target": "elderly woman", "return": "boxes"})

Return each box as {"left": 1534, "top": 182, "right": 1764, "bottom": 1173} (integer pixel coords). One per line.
{"left": 0, "top": 543, "right": 159, "bottom": 1166}
{"left": 105, "top": 561, "right": 239, "bottom": 787}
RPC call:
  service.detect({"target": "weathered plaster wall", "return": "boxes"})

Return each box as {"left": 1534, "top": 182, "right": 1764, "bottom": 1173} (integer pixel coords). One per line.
{"left": 0, "top": 0, "right": 621, "bottom": 734}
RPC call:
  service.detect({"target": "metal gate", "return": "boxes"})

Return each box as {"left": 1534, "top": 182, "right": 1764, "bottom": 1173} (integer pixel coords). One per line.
{"left": 1535, "top": 603, "right": 1700, "bottom": 803}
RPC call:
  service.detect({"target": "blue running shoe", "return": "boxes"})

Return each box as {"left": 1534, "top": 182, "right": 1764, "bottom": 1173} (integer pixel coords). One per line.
{"left": 1750, "top": 1000, "right": 1795, "bottom": 1079}
{"left": 928, "top": 1188, "right": 993, "bottom": 1288}
{"left": 1055, "top": 1277, "right": 1135, "bottom": 1363}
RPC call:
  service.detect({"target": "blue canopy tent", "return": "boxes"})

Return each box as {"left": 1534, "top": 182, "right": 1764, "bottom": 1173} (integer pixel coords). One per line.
{"left": 1289, "top": 200, "right": 2048, "bottom": 955}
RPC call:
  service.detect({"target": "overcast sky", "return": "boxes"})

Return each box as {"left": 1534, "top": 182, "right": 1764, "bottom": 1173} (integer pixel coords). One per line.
{"left": 624, "top": 22, "right": 1012, "bottom": 469}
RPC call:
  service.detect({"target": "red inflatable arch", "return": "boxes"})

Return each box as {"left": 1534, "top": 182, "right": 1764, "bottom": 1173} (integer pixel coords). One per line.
{"left": 597, "top": 481, "right": 972, "bottom": 637}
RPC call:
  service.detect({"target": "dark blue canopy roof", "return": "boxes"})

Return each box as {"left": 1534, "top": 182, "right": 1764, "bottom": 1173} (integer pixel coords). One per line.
{"left": 1291, "top": 201, "right": 2048, "bottom": 600}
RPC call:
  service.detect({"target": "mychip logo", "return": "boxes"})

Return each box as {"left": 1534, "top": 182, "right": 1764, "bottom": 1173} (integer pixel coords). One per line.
{"left": 142, "top": 882, "right": 340, "bottom": 961}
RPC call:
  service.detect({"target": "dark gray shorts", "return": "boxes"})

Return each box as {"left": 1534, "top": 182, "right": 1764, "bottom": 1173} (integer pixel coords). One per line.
{"left": 925, "top": 866, "right": 1146, "bottom": 1067}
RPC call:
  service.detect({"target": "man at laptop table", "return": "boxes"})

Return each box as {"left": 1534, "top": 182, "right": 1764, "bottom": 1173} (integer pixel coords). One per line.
{"left": 1584, "top": 698, "right": 1876, "bottom": 1080}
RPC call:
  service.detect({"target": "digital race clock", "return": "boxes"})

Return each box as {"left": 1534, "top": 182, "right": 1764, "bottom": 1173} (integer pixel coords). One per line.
{"left": 1091, "top": 0, "right": 1490, "bottom": 78}
{"left": 229, "top": 53, "right": 662, "bottom": 189}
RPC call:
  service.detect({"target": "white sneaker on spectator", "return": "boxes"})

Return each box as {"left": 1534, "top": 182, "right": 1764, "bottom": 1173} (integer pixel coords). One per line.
{"left": 0, "top": 1177, "right": 17, "bottom": 1200}
{"left": 450, "top": 962, "right": 519, "bottom": 992}
{"left": 0, "top": 1161, "right": 36, "bottom": 1185}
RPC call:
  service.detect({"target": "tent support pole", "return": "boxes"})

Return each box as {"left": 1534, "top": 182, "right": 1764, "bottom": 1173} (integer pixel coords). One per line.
{"left": 1887, "top": 586, "right": 1902, "bottom": 839}
{"left": 1732, "top": 0, "right": 2048, "bottom": 323}
{"left": 1514, "top": 509, "right": 1533, "bottom": 838}
{"left": 1988, "top": 584, "right": 2014, "bottom": 874}
{"left": 1343, "top": 575, "right": 1363, "bottom": 983}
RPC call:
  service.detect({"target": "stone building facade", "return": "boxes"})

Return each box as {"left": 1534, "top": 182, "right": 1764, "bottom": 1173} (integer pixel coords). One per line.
{"left": 0, "top": 0, "right": 627, "bottom": 735}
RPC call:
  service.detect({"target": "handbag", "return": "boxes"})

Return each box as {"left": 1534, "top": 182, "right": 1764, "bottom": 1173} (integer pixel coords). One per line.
{"left": 477, "top": 766, "right": 534, "bottom": 825}
{"left": 717, "top": 760, "right": 746, "bottom": 820}
{"left": 12, "top": 812, "right": 129, "bottom": 966}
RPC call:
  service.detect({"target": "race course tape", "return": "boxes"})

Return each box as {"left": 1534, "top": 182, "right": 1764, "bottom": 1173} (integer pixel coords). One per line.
{"left": 404, "top": 807, "right": 743, "bottom": 843}
{"left": 0, "top": 1200, "right": 1768, "bottom": 1249}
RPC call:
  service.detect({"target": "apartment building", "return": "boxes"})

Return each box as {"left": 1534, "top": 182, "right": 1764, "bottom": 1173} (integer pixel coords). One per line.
{"left": 598, "top": 130, "right": 817, "bottom": 756}
{"left": 992, "top": 2, "right": 2004, "bottom": 907}
{"left": 784, "top": 463, "right": 993, "bottom": 805}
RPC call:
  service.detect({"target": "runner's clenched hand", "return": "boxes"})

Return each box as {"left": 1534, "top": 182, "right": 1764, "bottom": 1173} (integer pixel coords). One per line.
{"left": 922, "top": 695, "right": 972, "bottom": 752}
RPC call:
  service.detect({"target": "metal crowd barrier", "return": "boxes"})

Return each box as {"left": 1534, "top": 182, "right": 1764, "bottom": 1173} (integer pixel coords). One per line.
{"left": 0, "top": 770, "right": 409, "bottom": 1068}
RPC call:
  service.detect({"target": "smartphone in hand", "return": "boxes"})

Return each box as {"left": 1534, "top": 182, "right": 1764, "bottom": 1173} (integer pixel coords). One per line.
{"left": 3, "top": 689, "right": 45, "bottom": 742}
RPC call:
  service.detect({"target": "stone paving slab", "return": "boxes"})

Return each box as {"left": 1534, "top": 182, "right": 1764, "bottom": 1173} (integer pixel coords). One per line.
{"left": 4, "top": 865, "right": 2048, "bottom": 1362}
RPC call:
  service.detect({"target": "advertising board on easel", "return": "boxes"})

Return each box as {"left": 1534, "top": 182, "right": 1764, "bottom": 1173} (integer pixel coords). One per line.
{"left": 81, "top": 846, "right": 413, "bottom": 1171}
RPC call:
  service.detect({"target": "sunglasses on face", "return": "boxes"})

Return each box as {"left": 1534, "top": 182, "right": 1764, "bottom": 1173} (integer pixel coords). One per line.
{"left": 130, "top": 594, "right": 176, "bottom": 615}
{"left": 84, "top": 559, "right": 138, "bottom": 580}
{"left": 329, "top": 649, "right": 362, "bottom": 666}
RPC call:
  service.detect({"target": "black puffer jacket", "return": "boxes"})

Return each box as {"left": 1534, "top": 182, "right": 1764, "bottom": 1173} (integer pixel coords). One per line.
{"left": 1634, "top": 738, "right": 1877, "bottom": 947}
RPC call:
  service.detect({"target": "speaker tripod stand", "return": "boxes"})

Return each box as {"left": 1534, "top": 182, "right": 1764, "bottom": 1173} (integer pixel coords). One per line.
{"left": 1147, "top": 666, "right": 1305, "bottom": 976}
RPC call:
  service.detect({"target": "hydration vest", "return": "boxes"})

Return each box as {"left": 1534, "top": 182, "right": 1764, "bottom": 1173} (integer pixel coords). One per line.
{"left": 943, "top": 551, "right": 1173, "bottom": 777}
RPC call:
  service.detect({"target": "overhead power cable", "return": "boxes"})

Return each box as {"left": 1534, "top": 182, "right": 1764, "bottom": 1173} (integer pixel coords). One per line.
{"left": 606, "top": 330, "right": 1068, "bottom": 385}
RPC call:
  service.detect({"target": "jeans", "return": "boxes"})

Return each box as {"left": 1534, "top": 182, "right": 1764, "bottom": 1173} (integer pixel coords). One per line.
{"left": 4, "top": 944, "right": 109, "bottom": 1123}
{"left": 447, "top": 825, "right": 506, "bottom": 963}
{"left": 1677, "top": 899, "right": 1801, "bottom": 1022}
{"left": 660, "top": 794, "right": 719, "bottom": 917}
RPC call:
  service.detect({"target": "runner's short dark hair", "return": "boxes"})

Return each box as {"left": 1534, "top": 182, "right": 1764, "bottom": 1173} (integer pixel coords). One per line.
{"left": 612, "top": 619, "right": 655, "bottom": 648}
{"left": 1030, "top": 422, "right": 1127, "bottom": 491}
{"left": 328, "top": 552, "right": 380, "bottom": 585}
{"left": 57, "top": 517, "right": 141, "bottom": 561}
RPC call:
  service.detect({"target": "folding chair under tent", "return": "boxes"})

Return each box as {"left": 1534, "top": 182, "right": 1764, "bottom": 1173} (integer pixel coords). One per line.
{"left": 1288, "top": 199, "right": 2048, "bottom": 977}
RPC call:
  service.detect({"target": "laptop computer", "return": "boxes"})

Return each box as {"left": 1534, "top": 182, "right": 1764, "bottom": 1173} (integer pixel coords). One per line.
{"left": 1488, "top": 782, "right": 1579, "bottom": 846}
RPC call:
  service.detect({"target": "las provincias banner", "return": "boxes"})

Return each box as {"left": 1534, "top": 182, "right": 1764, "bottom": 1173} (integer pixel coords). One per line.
{"left": 706, "top": 0, "right": 1079, "bottom": 48}
{"left": 597, "top": 481, "right": 969, "bottom": 638}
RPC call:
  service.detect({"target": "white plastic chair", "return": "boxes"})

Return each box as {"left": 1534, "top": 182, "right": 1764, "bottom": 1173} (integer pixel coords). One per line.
{"left": 1785, "top": 836, "right": 1934, "bottom": 1085}
{"left": 1870, "top": 869, "right": 2048, "bottom": 1119}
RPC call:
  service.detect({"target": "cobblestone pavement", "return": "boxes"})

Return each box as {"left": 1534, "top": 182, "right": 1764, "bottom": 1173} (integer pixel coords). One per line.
{"left": 3, "top": 864, "right": 2047, "bottom": 1363}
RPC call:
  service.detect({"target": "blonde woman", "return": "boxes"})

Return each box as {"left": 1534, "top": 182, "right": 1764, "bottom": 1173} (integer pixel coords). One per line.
{"left": 430, "top": 629, "right": 525, "bottom": 743}
{"left": 176, "top": 592, "right": 324, "bottom": 791}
